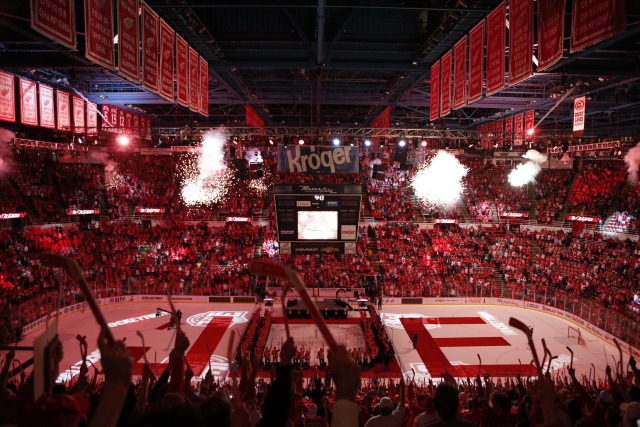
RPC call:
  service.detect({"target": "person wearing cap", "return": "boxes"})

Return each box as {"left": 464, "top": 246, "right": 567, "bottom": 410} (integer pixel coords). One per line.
{"left": 413, "top": 395, "right": 440, "bottom": 427}
{"left": 364, "top": 377, "right": 406, "bottom": 427}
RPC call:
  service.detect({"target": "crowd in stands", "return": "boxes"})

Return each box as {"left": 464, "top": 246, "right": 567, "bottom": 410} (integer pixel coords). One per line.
{"left": 367, "top": 168, "right": 416, "bottom": 221}
{"left": 567, "top": 161, "right": 626, "bottom": 217}
{"left": 534, "top": 169, "right": 573, "bottom": 224}
{"left": 56, "top": 164, "right": 103, "bottom": 210}
{"left": 9, "top": 151, "right": 59, "bottom": 222}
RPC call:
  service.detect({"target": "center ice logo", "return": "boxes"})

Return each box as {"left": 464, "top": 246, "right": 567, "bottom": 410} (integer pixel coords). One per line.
{"left": 379, "top": 313, "right": 440, "bottom": 330}
{"left": 186, "top": 311, "right": 249, "bottom": 327}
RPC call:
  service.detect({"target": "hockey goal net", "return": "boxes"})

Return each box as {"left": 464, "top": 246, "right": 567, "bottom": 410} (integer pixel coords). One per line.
{"left": 568, "top": 326, "right": 583, "bottom": 344}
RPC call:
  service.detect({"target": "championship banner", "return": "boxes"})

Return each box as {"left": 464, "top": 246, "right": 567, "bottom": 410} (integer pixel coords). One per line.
{"left": 537, "top": 0, "right": 566, "bottom": 70}
{"left": 504, "top": 116, "right": 513, "bottom": 142}
{"left": 159, "top": 19, "right": 175, "bottom": 101}
{"left": 56, "top": 90, "right": 70, "bottom": 131}
{"left": 141, "top": 2, "right": 159, "bottom": 93}
{"left": 453, "top": 36, "right": 467, "bottom": 110}
{"left": 111, "top": 105, "right": 119, "bottom": 130}
{"left": 0, "top": 72, "right": 15, "bottom": 123}
{"left": 486, "top": 1, "right": 506, "bottom": 96}
{"left": 125, "top": 111, "right": 132, "bottom": 131}
{"left": 176, "top": 34, "right": 189, "bottom": 107}
{"left": 508, "top": 0, "right": 533, "bottom": 85}
{"left": 199, "top": 57, "right": 208, "bottom": 117}
{"left": 513, "top": 113, "right": 524, "bottom": 146}
{"left": 440, "top": 50, "right": 452, "bottom": 117}
{"left": 495, "top": 118, "right": 504, "bottom": 147}
{"left": 38, "top": 84, "right": 55, "bottom": 129}
{"left": 30, "top": 0, "right": 76, "bottom": 50}
{"left": 189, "top": 47, "right": 199, "bottom": 112}
{"left": 277, "top": 145, "right": 359, "bottom": 174}
{"left": 144, "top": 116, "right": 152, "bottom": 140}
{"left": 525, "top": 110, "right": 535, "bottom": 139}
{"left": 72, "top": 96, "right": 85, "bottom": 134}
{"left": 488, "top": 121, "right": 496, "bottom": 146}
{"left": 573, "top": 96, "right": 586, "bottom": 134}
{"left": 246, "top": 104, "right": 264, "bottom": 129}
{"left": 117, "top": 0, "right": 140, "bottom": 83}
{"left": 468, "top": 21, "right": 484, "bottom": 104}
{"left": 87, "top": 102, "right": 98, "bottom": 135}
{"left": 132, "top": 114, "right": 139, "bottom": 134}
{"left": 84, "top": 0, "right": 115, "bottom": 69}
{"left": 19, "top": 78, "right": 38, "bottom": 127}
{"left": 429, "top": 59, "right": 440, "bottom": 121}
{"left": 570, "top": 0, "right": 626, "bottom": 53}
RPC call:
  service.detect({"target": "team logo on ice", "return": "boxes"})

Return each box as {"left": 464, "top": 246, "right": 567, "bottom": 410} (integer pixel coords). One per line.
{"left": 187, "top": 311, "right": 249, "bottom": 327}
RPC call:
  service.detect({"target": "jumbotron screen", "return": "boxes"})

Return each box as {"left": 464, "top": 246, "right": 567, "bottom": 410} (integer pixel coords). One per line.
{"left": 274, "top": 184, "right": 362, "bottom": 255}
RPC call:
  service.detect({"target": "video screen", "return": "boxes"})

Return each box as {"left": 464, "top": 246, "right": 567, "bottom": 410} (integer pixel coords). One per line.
{"left": 297, "top": 211, "right": 338, "bottom": 240}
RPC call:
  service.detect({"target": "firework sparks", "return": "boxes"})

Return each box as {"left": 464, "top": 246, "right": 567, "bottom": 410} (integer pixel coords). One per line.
{"left": 411, "top": 150, "right": 468, "bottom": 207}
{"left": 179, "top": 131, "right": 232, "bottom": 206}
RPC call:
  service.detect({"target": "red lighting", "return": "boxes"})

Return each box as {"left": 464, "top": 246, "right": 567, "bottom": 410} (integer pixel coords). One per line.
{"left": 527, "top": 128, "right": 534, "bottom": 136}
{"left": 117, "top": 135, "right": 130, "bottom": 146}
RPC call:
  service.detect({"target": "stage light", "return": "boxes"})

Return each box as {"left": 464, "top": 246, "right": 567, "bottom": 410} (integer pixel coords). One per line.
{"left": 364, "top": 139, "right": 371, "bottom": 147}
{"left": 527, "top": 128, "right": 534, "bottom": 136}
{"left": 421, "top": 140, "right": 427, "bottom": 147}
{"left": 298, "top": 139, "right": 305, "bottom": 145}
{"left": 398, "top": 139, "right": 406, "bottom": 147}
{"left": 117, "top": 135, "right": 130, "bottom": 146}
{"left": 269, "top": 138, "right": 274, "bottom": 145}
{"left": 332, "top": 138, "right": 340, "bottom": 146}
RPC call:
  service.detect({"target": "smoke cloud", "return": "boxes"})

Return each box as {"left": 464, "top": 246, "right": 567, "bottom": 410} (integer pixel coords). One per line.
{"left": 508, "top": 149, "right": 548, "bottom": 187}
{"left": 623, "top": 142, "right": 640, "bottom": 185}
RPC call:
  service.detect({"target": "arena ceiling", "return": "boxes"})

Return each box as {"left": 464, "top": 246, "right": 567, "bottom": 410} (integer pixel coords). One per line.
{"left": 1, "top": 0, "right": 640, "bottom": 139}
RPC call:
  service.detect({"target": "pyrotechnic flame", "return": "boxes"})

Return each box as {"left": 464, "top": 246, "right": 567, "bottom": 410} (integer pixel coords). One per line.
{"left": 179, "top": 131, "right": 232, "bottom": 206}
{"left": 410, "top": 150, "right": 468, "bottom": 207}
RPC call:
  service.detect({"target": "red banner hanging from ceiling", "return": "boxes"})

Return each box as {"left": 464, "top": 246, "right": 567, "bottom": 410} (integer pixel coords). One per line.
{"left": 189, "top": 47, "right": 199, "bottom": 112}
{"left": 117, "top": 0, "right": 140, "bottom": 83}
{"left": 488, "top": 121, "right": 496, "bottom": 147}
{"left": 525, "top": 110, "right": 535, "bottom": 139}
{"left": 486, "top": 1, "right": 506, "bottom": 95}
{"left": 537, "top": 0, "right": 566, "bottom": 70}
{"left": 468, "top": 21, "right": 484, "bottom": 104}
{"left": 117, "top": 107, "right": 125, "bottom": 129}
{"left": 440, "top": 50, "right": 452, "bottom": 117}
{"left": 141, "top": 2, "right": 159, "bottom": 94}
{"left": 159, "top": 19, "right": 175, "bottom": 101}
{"left": 176, "top": 34, "right": 189, "bottom": 107}
{"left": 371, "top": 107, "right": 390, "bottom": 129}
{"left": 429, "top": 59, "right": 440, "bottom": 122}
{"left": 504, "top": 115, "right": 513, "bottom": 142}
{"left": 509, "top": 0, "right": 533, "bottom": 85}
{"left": 199, "top": 57, "right": 209, "bottom": 117}
{"left": 132, "top": 114, "right": 139, "bottom": 134}
{"left": 495, "top": 118, "right": 504, "bottom": 147}
{"left": 101, "top": 104, "right": 112, "bottom": 128}
{"left": 84, "top": 0, "right": 115, "bottom": 69}
{"left": 125, "top": 111, "right": 132, "bottom": 132}
{"left": 87, "top": 102, "right": 98, "bottom": 135}
{"left": 72, "top": 96, "right": 85, "bottom": 134}
{"left": 570, "top": 0, "right": 626, "bottom": 53}
{"left": 246, "top": 104, "right": 264, "bottom": 129}
{"left": 514, "top": 113, "right": 524, "bottom": 146}
{"left": 57, "top": 90, "right": 70, "bottom": 131}
{"left": 453, "top": 36, "right": 467, "bottom": 110}
{"left": 19, "top": 78, "right": 38, "bottom": 127}
{"left": 0, "top": 71, "right": 15, "bottom": 123}
{"left": 30, "top": 0, "right": 76, "bottom": 50}
{"left": 38, "top": 83, "right": 55, "bottom": 129}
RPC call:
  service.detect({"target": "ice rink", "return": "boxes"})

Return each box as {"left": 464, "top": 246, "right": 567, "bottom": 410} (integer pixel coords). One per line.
{"left": 10, "top": 300, "right": 631, "bottom": 384}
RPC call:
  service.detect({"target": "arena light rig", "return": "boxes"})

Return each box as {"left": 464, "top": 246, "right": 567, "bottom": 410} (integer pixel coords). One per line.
{"left": 248, "top": 260, "right": 338, "bottom": 352}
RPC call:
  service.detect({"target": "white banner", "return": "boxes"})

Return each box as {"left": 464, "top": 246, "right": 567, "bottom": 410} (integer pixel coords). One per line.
{"left": 573, "top": 96, "right": 586, "bottom": 132}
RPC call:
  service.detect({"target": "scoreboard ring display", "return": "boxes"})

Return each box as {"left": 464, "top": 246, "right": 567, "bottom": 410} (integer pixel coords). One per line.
{"left": 274, "top": 184, "right": 362, "bottom": 255}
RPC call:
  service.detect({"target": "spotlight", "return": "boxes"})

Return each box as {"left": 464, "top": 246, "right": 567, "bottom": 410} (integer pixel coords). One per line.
{"left": 269, "top": 138, "right": 274, "bottom": 145}
{"left": 332, "top": 138, "right": 340, "bottom": 146}
{"left": 77, "top": 137, "right": 83, "bottom": 144}
{"left": 398, "top": 139, "right": 406, "bottom": 147}
{"left": 364, "top": 139, "right": 371, "bottom": 147}
{"left": 527, "top": 128, "right": 534, "bottom": 136}
{"left": 117, "top": 135, "right": 130, "bottom": 146}
{"left": 298, "top": 138, "right": 304, "bottom": 145}
{"left": 421, "top": 140, "right": 427, "bottom": 147}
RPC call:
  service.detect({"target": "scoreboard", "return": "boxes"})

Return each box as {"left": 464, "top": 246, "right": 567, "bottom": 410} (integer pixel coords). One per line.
{"left": 274, "top": 184, "right": 362, "bottom": 255}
